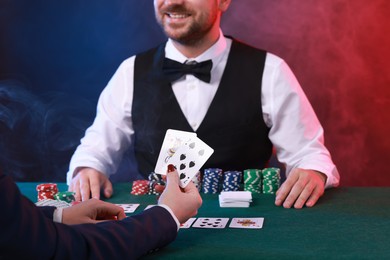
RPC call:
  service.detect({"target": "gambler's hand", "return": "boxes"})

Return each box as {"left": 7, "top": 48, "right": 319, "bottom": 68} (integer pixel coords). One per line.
{"left": 68, "top": 167, "right": 113, "bottom": 201}
{"left": 62, "top": 198, "right": 126, "bottom": 225}
{"left": 275, "top": 168, "right": 326, "bottom": 209}
{"left": 158, "top": 164, "right": 202, "bottom": 224}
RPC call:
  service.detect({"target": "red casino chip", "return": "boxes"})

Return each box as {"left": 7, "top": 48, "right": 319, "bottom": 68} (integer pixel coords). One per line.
{"left": 131, "top": 180, "right": 150, "bottom": 195}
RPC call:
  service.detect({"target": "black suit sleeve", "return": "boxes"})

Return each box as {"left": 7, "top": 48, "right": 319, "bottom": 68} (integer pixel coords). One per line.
{"left": 0, "top": 173, "right": 177, "bottom": 259}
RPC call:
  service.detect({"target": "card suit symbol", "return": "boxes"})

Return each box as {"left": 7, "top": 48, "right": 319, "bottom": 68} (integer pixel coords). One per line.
{"left": 189, "top": 142, "right": 196, "bottom": 149}
{"left": 200, "top": 224, "right": 206, "bottom": 227}
{"left": 198, "top": 149, "right": 205, "bottom": 156}
{"left": 180, "top": 154, "right": 186, "bottom": 160}
{"left": 180, "top": 163, "right": 186, "bottom": 170}
{"left": 180, "top": 173, "right": 186, "bottom": 179}
{"left": 189, "top": 161, "right": 195, "bottom": 168}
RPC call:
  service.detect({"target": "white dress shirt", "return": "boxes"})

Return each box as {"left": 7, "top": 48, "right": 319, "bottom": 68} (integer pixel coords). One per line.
{"left": 67, "top": 31, "right": 340, "bottom": 188}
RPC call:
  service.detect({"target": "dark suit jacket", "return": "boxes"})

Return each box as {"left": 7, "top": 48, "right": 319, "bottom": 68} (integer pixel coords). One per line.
{"left": 0, "top": 172, "right": 177, "bottom": 259}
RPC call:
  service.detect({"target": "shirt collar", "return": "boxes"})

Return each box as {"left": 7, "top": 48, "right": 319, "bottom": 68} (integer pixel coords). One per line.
{"left": 165, "top": 29, "right": 228, "bottom": 64}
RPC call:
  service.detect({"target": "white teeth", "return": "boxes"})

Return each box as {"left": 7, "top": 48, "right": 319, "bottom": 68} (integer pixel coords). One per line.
{"left": 168, "top": 13, "right": 188, "bottom": 19}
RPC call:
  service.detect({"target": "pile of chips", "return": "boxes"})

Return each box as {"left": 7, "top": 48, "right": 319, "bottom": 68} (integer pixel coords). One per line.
{"left": 131, "top": 180, "right": 150, "bottom": 195}
{"left": 36, "top": 183, "right": 58, "bottom": 201}
{"left": 148, "top": 172, "right": 165, "bottom": 195}
{"left": 36, "top": 183, "right": 76, "bottom": 204}
{"left": 262, "top": 168, "right": 281, "bottom": 194}
{"left": 243, "top": 169, "right": 262, "bottom": 194}
{"left": 54, "top": 191, "right": 76, "bottom": 203}
{"left": 202, "top": 168, "right": 223, "bottom": 194}
{"left": 192, "top": 171, "right": 202, "bottom": 192}
{"left": 130, "top": 167, "right": 281, "bottom": 196}
{"left": 222, "top": 171, "right": 242, "bottom": 192}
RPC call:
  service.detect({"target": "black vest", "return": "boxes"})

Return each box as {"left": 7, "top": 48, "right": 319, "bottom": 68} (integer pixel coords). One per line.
{"left": 133, "top": 39, "right": 273, "bottom": 178}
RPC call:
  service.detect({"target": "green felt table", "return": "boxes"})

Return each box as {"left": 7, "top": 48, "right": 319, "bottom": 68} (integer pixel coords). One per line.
{"left": 17, "top": 183, "right": 390, "bottom": 259}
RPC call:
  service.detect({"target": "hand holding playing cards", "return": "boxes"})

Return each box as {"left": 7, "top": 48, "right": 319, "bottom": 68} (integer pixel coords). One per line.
{"left": 158, "top": 164, "right": 202, "bottom": 224}
{"left": 69, "top": 167, "right": 113, "bottom": 201}
{"left": 62, "top": 198, "right": 126, "bottom": 225}
{"left": 275, "top": 168, "right": 326, "bottom": 209}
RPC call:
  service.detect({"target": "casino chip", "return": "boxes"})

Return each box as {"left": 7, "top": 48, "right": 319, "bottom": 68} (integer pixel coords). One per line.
{"left": 222, "top": 171, "right": 242, "bottom": 192}
{"left": 131, "top": 180, "right": 150, "bottom": 195}
{"left": 54, "top": 191, "right": 76, "bottom": 203}
{"left": 202, "top": 168, "right": 223, "bottom": 194}
{"left": 262, "top": 168, "right": 281, "bottom": 194}
{"left": 243, "top": 169, "right": 262, "bottom": 194}
{"left": 36, "top": 183, "right": 58, "bottom": 201}
{"left": 148, "top": 172, "right": 165, "bottom": 195}
{"left": 192, "top": 171, "right": 202, "bottom": 192}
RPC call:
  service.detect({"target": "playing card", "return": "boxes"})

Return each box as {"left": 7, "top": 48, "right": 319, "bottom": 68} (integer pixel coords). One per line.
{"left": 229, "top": 218, "right": 264, "bottom": 229}
{"left": 167, "top": 137, "right": 214, "bottom": 188}
{"left": 180, "top": 218, "right": 196, "bottom": 229}
{"left": 192, "top": 218, "right": 229, "bottom": 229}
{"left": 115, "top": 203, "right": 140, "bottom": 213}
{"left": 144, "top": 205, "right": 156, "bottom": 211}
{"left": 219, "top": 191, "right": 252, "bottom": 207}
{"left": 154, "top": 129, "right": 197, "bottom": 175}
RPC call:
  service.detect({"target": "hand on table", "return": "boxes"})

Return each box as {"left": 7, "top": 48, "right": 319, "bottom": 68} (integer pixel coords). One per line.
{"left": 62, "top": 198, "right": 126, "bottom": 225}
{"left": 158, "top": 165, "right": 202, "bottom": 224}
{"left": 68, "top": 167, "right": 113, "bottom": 201}
{"left": 275, "top": 168, "right": 326, "bottom": 209}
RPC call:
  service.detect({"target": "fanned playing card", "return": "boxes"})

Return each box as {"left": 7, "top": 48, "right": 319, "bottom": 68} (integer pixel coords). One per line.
{"left": 154, "top": 129, "right": 197, "bottom": 175}
{"left": 167, "top": 137, "right": 214, "bottom": 188}
{"left": 192, "top": 218, "right": 229, "bottom": 229}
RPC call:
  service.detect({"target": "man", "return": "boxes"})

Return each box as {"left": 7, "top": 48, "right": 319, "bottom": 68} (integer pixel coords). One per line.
{"left": 1, "top": 165, "right": 202, "bottom": 258}
{"left": 67, "top": 0, "right": 340, "bottom": 209}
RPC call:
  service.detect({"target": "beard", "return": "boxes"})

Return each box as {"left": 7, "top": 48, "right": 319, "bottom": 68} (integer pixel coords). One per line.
{"left": 155, "top": 5, "right": 218, "bottom": 45}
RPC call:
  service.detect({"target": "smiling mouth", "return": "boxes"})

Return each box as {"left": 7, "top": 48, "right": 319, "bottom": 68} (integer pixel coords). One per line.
{"left": 166, "top": 12, "right": 191, "bottom": 19}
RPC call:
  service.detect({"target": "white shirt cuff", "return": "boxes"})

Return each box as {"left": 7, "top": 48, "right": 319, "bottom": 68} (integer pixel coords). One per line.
{"left": 53, "top": 208, "right": 63, "bottom": 223}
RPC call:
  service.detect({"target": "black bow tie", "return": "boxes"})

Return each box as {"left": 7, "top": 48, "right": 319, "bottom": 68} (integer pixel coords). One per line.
{"left": 162, "top": 58, "right": 213, "bottom": 83}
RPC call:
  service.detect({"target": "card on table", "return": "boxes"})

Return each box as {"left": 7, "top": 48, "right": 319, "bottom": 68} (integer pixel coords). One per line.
{"left": 144, "top": 205, "right": 156, "bottom": 211}
{"left": 180, "top": 217, "right": 196, "bottom": 229}
{"left": 192, "top": 218, "right": 229, "bottom": 229}
{"left": 115, "top": 203, "right": 140, "bottom": 213}
{"left": 154, "top": 129, "right": 197, "bottom": 175}
{"left": 229, "top": 218, "right": 264, "bottom": 229}
{"left": 167, "top": 137, "right": 214, "bottom": 188}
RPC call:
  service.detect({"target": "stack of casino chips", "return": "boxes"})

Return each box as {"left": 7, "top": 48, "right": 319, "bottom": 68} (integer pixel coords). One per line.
{"left": 192, "top": 171, "right": 202, "bottom": 192}
{"left": 54, "top": 191, "right": 76, "bottom": 203}
{"left": 222, "top": 171, "right": 242, "bottom": 192}
{"left": 243, "top": 169, "right": 262, "bottom": 194}
{"left": 262, "top": 168, "right": 281, "bottom": 194}
{"left": 36, "top": 183, "right": 58, "bottom": 201}
{"left": 131, "top": 180, "right": 150, "bottom": 195}
{"left": 202, "top": 168, "right": 223, "bottom": 194}
{"left": 148, "top": 172, "right": 165, "bottom": 195}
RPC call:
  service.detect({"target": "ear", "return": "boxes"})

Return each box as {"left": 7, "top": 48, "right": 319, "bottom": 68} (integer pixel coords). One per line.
{"left": 219, "top": 0, "right": 232, "bottom": 12}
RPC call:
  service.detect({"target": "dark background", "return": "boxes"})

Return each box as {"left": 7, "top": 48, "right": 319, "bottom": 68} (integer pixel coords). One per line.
{"left": 1, "top": 0, "right": 389, "bottom": 185}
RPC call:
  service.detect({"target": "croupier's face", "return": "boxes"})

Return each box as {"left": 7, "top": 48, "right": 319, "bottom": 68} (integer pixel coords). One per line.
{"left": 154, "top": 0, "right": 231, "bottom": 45}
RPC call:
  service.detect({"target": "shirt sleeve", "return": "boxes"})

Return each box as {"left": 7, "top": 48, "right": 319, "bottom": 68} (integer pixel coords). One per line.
{"left": 262, "top": 53, "right": 340, "bottom": 188}
{"left": 66, "top": 57, "right": 136, "bottom": 184}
